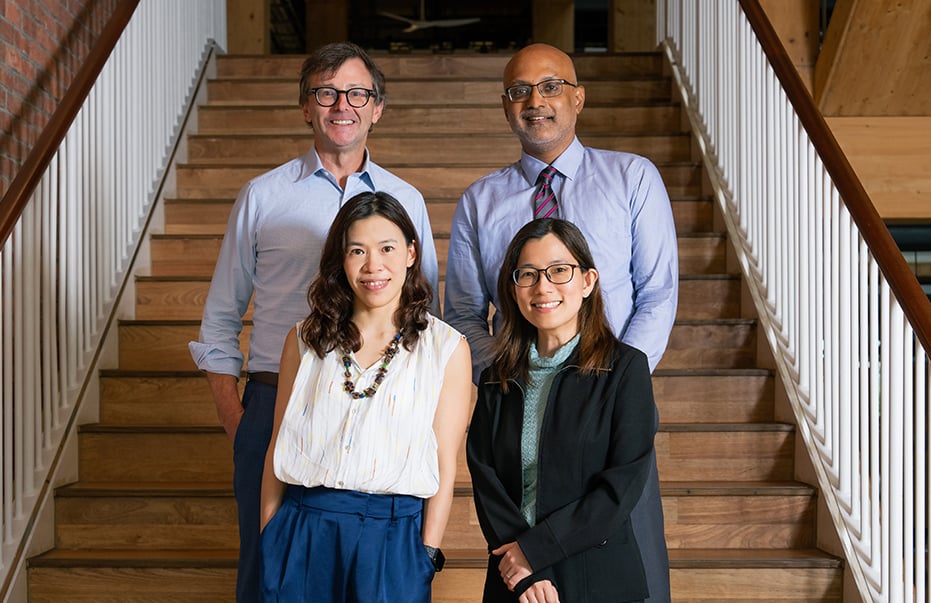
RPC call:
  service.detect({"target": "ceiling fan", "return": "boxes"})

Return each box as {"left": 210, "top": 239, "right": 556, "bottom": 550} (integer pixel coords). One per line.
{"left": 379, "top": 0, "right": 480, "bottom": 33}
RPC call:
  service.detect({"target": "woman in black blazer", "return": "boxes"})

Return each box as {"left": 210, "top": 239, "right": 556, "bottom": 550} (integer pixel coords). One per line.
{"left": 467, "top": 218, "right": 662, "bottom": 603}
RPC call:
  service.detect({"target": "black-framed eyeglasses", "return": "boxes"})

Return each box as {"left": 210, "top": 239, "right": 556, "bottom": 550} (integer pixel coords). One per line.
{"left": 512, "top": 263, "right": 580, "bottom": 287}
{"left": 309, "top": 86, "right": 377, "bottom": 108}
{"left": 504, "top": 79, "right": 578, "bottom": 103}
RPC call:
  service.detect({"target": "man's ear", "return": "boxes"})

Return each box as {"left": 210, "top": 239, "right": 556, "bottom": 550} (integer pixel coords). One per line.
{"left": 574, "top": 85, "right": 586, "bottom": 114}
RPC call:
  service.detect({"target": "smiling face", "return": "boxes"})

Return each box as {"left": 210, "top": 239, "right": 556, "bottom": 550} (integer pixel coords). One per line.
{"left": 512, "top": 233, "right": 598, "bottom": 352}
{"left": 302, "top": 57, "right": 384, "bottom": 156}
{"left": 343, "top": 215, "right": 415, "bottom": 315}
{"left": 501, "top": 44, "right": 585, "bottom": 165}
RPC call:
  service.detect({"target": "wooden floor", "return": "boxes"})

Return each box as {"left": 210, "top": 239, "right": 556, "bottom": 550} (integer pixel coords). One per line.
{"left": 26, "top": 51, "right": 844, "bottom": 602}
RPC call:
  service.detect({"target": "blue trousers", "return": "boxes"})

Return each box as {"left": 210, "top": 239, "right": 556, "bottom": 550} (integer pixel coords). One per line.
{"left": 233, "top": 381, "right": 277, "bottom": 602}
{"left": 260, "top": 486, "right": 435, "bottom": 602}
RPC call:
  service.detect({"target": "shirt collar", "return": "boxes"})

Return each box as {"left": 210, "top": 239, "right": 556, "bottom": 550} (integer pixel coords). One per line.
{"left": 529, "top": 332, "right": 581, "bottom": 370}
{"left": 519, "top": 137, "right": 584, "bottom": 184}
{"left": 299, "top": 147, "right": 376, "bottom": 190}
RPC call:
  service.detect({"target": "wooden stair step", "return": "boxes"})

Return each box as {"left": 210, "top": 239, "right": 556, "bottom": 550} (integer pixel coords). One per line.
{"left": 652, "top": 369, "right": 774, "bottom": 423}
{"left": 77, "top": 422, "right": 791, "bottom": 483}
{"left": 99, "top": 370, "right": 234, "bottom": 425}
{"left": 27, "top": 547, "right": 841, "bottom": 602}
{"left": 185, "top": 131, "right": 691, "bottom": 165}
{"left": 134, "top": 277, "right": 225, "bottom": 321}
{"left": 99, "top": 368, "right": 772, "bottom": 426}
{"left": 54, "top": 482, "right": 238, "bottom": 550}
{"left": 162, "top": 195, "right": 714, "bottom": 236}
{"left": 117, "top": 318, "right": 754, "bottom": 372}
{"left": 174, "top": 161, "right": 700, "bottom": 199}
{"left": 206, "top": 78, "right": 673, "bottom": 106}
{"left": 133, "top": 275, "right": 448, "bottom": 320}
{"left": 147, "top": 232, "right": 722, "bottom": 277}
{"left": 53, "top": 480, "right": 815, "bottom": 551}
{"left": 29, "top": 547, "right": 240, "bottom": 602}
{"left": 195, "top": 104, "right": 683, "bottom": 136}
{"left": 659, "top": 318, "right": 757, "bottom": 370}
{"left": 77, "top": 426, "right": 233, "bottom": 482}
{"left": 133, "top": 272, "right": 737, "bottom": 321}
{"left": 214, "top": 53, "right": 665, "bottom": 80}
{"left": 677, "top": 274, "right": 740, "bottom": 319}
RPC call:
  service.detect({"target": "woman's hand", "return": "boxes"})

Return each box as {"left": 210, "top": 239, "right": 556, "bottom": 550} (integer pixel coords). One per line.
{"left": 518, "top": 580, "right": 559, "bottom": 603}
{"left": 492, "top": 541, "right": 533, "bottom": 590}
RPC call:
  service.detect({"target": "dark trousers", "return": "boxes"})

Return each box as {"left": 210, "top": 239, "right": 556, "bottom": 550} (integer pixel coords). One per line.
{"left": 261, "top": 486, "right": 435, "bottom": 602}
{"left": 233, "top": 380, "right": 277, "bottom": 602}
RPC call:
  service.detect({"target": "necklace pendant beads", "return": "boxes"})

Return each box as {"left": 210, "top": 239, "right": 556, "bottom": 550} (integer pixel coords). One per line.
{"left": 342, "top": 333, "right": 402, "bottom": 399}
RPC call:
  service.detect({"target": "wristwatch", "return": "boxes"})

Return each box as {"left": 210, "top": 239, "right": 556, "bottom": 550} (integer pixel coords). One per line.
{"left": 424, "top": 545, "right": 445, "bottom": 572}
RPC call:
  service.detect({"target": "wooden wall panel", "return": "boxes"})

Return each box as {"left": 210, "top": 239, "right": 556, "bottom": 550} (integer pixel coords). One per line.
{"left": 227, "top": 0, "right": 270, "bottom": 54}
{"left": 816, "top": 0, "right": 931, "bottom": 116}
{"left": 758, "top": 0, "right": 819, "bottom": 93}
{"left": 610, "top": 0, "right": 657, "bottom": 52}
{"left": 828, "top": 117, "right": 931, "bottom": 220}
{"left": 532, "top": 0, "right": 574, "bottom": 52}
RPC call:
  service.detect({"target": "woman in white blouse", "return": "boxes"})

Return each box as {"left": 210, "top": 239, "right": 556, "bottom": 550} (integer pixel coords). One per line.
{"left": 259, "top": 191, "right": 471, "bottom": 602}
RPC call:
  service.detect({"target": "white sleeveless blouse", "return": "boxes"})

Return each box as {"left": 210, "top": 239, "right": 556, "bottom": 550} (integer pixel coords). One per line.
{"left": 273, "top": 314, "right": 463, "bottom": 498}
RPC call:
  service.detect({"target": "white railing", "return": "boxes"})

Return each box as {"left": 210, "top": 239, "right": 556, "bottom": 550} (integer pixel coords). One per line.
{"left": 658, "top": 1, "right": 931, "bottom": 602}
{"left": 0, "top": 1, "right": 225, "bottom": 597}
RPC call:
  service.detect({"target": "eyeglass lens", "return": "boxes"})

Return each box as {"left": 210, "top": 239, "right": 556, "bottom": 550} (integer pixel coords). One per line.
{"left": 313, "top": 87, "right": 373, "bottom": 108}
{"left": 513, "top": 264, "right": 577, "bottom": 287}
{"left": 507, "top": 79, "right": 569, "bottom": 102}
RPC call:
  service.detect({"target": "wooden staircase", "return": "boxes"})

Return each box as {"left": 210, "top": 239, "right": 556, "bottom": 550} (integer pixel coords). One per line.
{"left": 27, "top": 52, "right": 843, "bottom": 602}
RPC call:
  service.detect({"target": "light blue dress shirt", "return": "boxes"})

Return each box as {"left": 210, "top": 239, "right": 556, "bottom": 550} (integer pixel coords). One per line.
{"left": 445, "top": 137, "right": 678, "bottom": 381}
{"left": 189, "top": 148, "right": 439, "bottom": 377}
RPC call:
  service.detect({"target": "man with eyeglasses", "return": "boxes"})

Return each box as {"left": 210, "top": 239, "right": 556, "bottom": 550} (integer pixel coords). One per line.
{"left": 189, "top": 41, "right": 438, "bottom": 603}
{"left": 445, "top": 43, "right": 675, "bottom": 602}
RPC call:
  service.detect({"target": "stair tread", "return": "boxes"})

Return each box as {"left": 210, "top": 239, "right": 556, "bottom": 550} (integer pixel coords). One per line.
{"left": 133, "top": 272, "right": 740, "bottom": 283}
{"left": 148, "top": 230, "right": 723, "bottom": 242}
{"left": 57, "top": 480, "right": 815, "bottom": 498}
{"left": 29, "top": 547, "right": 842, "bottom": 569}
{"left": 162, "top": 194, "right": 715, "bottom": 203}
{"left": 187, "top": 130, "right": 687, "bottom": 140}
{"left": 99, "top": 367, "right": 773, "bottom": 378}
{"left": 175, "top": 159, "right": 699, "bottom": 170}
{"left": 200, "top": 100, "right": 681, "bottom": 110}
{"left": 77, "top": 422, "right": 791, "bottom": 434}
{"left": 117, "top": 317, "right": 754, "bottom": 326}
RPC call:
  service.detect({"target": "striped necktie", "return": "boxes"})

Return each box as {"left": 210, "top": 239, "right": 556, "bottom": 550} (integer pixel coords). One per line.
{"left": 533, "top": 165, "right": 558, "bottom": 219}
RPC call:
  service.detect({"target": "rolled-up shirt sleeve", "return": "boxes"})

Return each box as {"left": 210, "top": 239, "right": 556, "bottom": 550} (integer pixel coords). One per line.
{"left": 188, "top": 182, "right": 258, "bottom": 377}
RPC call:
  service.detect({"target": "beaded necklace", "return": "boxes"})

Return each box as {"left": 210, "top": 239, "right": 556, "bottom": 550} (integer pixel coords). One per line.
{"left": 341, "top": 333, "right": 402, "bottom": 399}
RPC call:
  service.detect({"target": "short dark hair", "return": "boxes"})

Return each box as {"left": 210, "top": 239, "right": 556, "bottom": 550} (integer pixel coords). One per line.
{"left": 299, "top": 42, "right": 386, "bottom": 106}
{"left": 301, "top": 191, "right": 431, "bottom": 357}
{"left": 491, "top": 218, "right": 615, "bottom": 388}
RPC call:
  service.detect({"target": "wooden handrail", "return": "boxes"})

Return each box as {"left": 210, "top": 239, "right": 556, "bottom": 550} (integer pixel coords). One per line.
{"left": 0, "top": 0, "right": 139, "bottom": 249}
{"left": 738, "top": 0, "right": 931, "bottom": 353}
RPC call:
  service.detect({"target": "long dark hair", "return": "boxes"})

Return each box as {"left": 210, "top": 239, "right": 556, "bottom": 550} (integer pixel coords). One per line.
{"left": 492, "top": 218, "right": 615, "bottom": 389}
{"left": 301, "top": 191, "right": 431, "bottom": 356}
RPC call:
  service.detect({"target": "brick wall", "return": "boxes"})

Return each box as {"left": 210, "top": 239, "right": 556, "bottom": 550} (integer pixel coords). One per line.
{"left": 0, "top": 0, "right": 119, "bottom": 198}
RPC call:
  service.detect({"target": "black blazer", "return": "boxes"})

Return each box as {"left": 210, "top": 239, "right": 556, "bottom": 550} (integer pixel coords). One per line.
{"left": 467, "top": 341, "right": 656, "bottom": 602}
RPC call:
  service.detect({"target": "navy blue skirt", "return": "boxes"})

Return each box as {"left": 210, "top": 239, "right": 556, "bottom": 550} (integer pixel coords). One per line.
{"left": 261, "top": 485, "right": 436, "bottom": 602}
